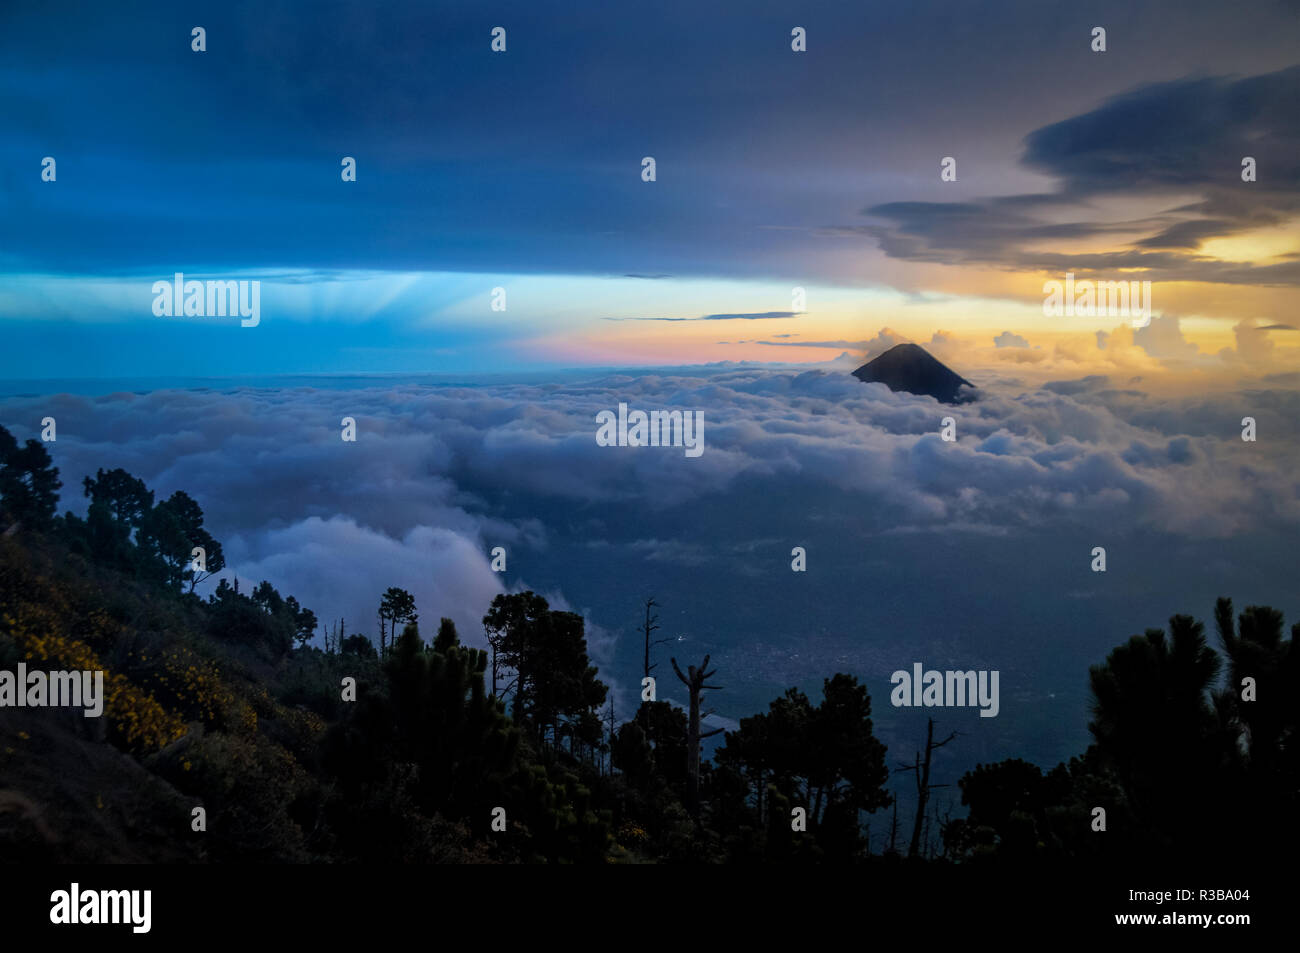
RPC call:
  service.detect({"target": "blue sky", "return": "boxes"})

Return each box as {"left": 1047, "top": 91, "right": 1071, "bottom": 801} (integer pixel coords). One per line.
{"left": 2, "top": 0, "right": 1299, "bottom": 377}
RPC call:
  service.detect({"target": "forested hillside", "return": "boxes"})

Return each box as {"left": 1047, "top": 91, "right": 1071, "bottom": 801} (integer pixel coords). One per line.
{"left": 1, "top": 424, "right": 1295, "bottom": 864}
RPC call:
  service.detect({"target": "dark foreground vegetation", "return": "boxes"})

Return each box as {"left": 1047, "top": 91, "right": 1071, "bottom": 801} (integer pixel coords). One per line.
{"left": 1, "top": 424, "right": 1295, "bottom": 864}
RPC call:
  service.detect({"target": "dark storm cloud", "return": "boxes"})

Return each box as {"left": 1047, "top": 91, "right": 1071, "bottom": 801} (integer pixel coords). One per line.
{"left": 1136, "top": 219, "right": 1239, "bottom": 249}
{"left": 1019, "top": 71, "right": 1300, "bottom": 195}
{"left": 2, "top": 1, "right": 1297, "bottom": 282}
{"left": 864, "top": 66, "right": 1300, "bottom": 285}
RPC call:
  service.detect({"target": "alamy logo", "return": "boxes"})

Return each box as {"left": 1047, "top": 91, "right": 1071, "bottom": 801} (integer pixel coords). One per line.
{"left": 596, "top": 402, "right": 704, "bottom": 457}
{"left": 890, "top": 663, "right": 999, "bottom": 717}
{"left": 50, "top": 883, "right": 151, "bottom": 933}
{"left": 0, "top": 664, "right": 104, "bottom": 717}
{"left": 152, "top": 272, "right": 261, "bottom": 327}
{"left": 1043, "top": 272, "right": 1151, "bottom": 327}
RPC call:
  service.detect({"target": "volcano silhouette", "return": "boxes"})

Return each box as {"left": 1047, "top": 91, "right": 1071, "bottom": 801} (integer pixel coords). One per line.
{"left": 852, "top": 343, "right": 974, "bottom": 404}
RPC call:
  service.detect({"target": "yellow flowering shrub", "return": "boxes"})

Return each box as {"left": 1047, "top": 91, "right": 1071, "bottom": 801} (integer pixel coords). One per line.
{"left": 2, "top": 613, "right": 186, "bottom": 751}
{"left": 617, "top": 821, "right": 649, "bottom": 845}
{"left": 134, "top": 644, "right": 237, "bottom": 727}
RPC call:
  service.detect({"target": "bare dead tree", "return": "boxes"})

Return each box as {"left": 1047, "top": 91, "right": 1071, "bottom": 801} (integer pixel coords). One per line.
{"left": 641, "top": 598, "right": 673, "bottom": 682}
{"left": 895, "top": 717, "right": 958, "bottom": 859}
{"left": 671, "top": 654, "right": 724, "bottom": 816}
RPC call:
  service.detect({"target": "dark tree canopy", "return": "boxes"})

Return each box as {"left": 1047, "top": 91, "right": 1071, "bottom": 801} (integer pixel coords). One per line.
{"left": 0, "top": 425, "right": 62, "bottom": 531}
{"left": 715, "top": 673, "right": 890, "bottom": 858}
{"left": 482, "top": 591, "right": 608, "bottom": 751}
{"left": 140, "top": 489, "right": 225, "bottom": 591}
{"left": 341, "top": 633, "right": 377, "bottom": 658}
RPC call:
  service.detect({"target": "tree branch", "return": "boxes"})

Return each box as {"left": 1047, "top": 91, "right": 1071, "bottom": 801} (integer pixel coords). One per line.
{"left": 670, "top": 657, "right": 688, "bottom": 686}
